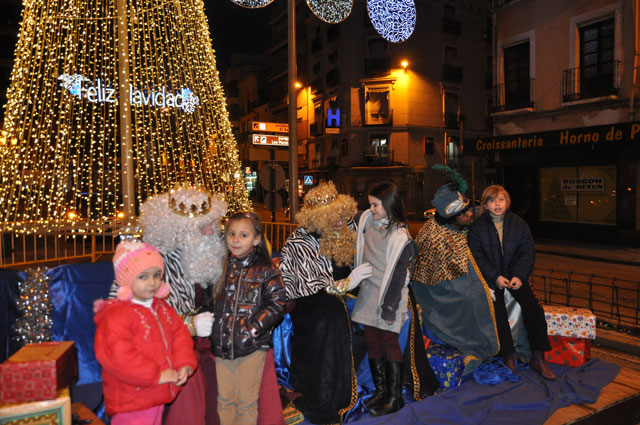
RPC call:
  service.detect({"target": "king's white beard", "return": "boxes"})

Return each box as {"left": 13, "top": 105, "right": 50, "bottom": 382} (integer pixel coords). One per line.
{"left": 179, "top": 230, "right": 227, "bottom": 288}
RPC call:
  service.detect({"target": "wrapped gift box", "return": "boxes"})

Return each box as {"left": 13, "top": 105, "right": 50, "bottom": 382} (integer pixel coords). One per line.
{"left": 543, "top": 305, "right": 596, "bottom": 339}
{"left": 543, "top": 305, "right": 595, "bottom": 367}
{"left": 0, "top": 341, "right": 78, "bottom": 404}
{"left": 0, "top": 388, "right": 71, "bottom": 425}
{"left": 426, "top": 343, "right": 463, "bottom": 390}
{"left": 546, "top": 335, "right": 591, "bottom": 367}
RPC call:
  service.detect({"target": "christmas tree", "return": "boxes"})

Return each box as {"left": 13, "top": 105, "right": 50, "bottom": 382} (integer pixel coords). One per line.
{"left": 0, "top": 0, "right": 249, "bottom": 235}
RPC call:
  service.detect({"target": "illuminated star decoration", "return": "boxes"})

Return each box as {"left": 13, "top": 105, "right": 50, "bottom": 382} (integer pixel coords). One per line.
{"left": 367, "top": 0, "right": 416, "bottom": 43}
{"left": 57, "top": 73, "right": 89, "bottom": 95}
{"left": 229, "top": 0, "right": 415, "bottom": 42}
{"left": 180, "top": 89, "right": 200, "bottom": 113}
{"left": 306, "top": 0, "right": 352, "bottom": 24}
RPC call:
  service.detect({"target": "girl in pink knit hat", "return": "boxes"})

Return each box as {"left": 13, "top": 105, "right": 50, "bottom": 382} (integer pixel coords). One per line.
{"left": 94, "top": 239, "right": 197, "bottom": 425}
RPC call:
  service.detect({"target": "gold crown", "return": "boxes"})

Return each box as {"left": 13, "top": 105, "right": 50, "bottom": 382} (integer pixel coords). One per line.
{"left": 303, "top": 181, "right": 338, "bottom": 208}
{"left": 168, "top": 184, "right": 212, "bottom": 217}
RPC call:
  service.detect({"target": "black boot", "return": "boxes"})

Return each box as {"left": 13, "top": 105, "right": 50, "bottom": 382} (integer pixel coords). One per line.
{"left": 364, "top": 357, "right": 386, "bottom": 411}
{"left": 369, "top": 361, "right": 404, "bottom": 417}
{"left": 503, "top": 353, "right": 517, "bottom": 374}
{"left": 530, "top": 350, "right": 557, "bottom": 380}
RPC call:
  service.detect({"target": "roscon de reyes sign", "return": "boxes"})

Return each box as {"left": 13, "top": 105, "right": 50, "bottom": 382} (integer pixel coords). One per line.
{"left": 465, "top": 121, "right": 640, "bottom": 153}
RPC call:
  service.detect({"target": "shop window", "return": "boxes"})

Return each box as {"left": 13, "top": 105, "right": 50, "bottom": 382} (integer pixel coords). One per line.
{"left": 539, "top": 166, "right": 616, "bottom": 225}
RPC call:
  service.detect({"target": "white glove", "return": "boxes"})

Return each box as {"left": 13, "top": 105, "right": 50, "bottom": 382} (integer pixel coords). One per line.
{"left": 194, "top": 312, "right": 214, "bottom": 337}
{"left": 347, "top": 263, "right": 373, "bottom": 290}
{"left": 489, "top": 288, "right": 496, "bottom": 302}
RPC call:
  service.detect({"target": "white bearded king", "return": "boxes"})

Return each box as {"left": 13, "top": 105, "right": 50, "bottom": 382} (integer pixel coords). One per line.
{"left": 109, "top": 184, "right": 228, "bottom": 335}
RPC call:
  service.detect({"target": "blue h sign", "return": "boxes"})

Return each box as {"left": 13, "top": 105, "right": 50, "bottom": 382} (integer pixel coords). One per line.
{"left": 327, "top": 108, "right": 340, "bottom": 127}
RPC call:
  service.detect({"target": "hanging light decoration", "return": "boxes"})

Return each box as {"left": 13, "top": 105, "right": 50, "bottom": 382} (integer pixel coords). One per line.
{"left": 230, "top": 0, "right": 415, "bottom": 43}
{"left": 306, "top": 0, "right": 352, "bottom": 24}
{"left": 367, "top": 0, "right": 416, "bottom": 43}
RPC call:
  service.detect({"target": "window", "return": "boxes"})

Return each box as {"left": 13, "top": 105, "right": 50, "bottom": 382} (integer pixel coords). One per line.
{"left": 580, "top": 18, "right": 615, "bottom": 98}
{"left": 443, "top": 92, "right": 459, "bottom": 128}
{"left": 368, "top": 134, "right": 389, "bottom": 159}
{"left": 539, "top": 166, "right": 616, "bottom": 225}
{"left": 364, "top": 86, "right": 392, "bottom": 125}
{"left": 445, "top": 46, "right": 458, "bottom": 65}
{"left": 503, "top": 41, "right": 531, "bottom": 109}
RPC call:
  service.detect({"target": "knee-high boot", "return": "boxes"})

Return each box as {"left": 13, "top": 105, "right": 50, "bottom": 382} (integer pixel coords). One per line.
{"left": 364, "top": 357, "right": 386, "bottom": 411}
{"left": 369, "top": 361, "right": 404, "bottom": 417}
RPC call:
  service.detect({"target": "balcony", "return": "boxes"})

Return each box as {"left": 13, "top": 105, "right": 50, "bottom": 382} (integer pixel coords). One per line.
{"left": 491, "top": 78, "right": 535, "bottom": 112}
{"left": 562, "top": 61, "right": 620, "bottom": 102}
{"left": 365, "top": 57, "right": 390, "bottom": 76}
{"left": 364, "top": 108, "right": 393, "bottom": 126}
{"left": 442, "top": 64, "right": 463, "bottom": 83}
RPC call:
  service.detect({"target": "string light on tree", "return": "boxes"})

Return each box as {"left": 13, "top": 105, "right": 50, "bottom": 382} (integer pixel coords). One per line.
{"left": 0, "top": 0, "right": 250, "bottom": 235}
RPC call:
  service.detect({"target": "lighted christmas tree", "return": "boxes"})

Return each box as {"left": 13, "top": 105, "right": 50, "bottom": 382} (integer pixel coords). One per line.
{"left": 0, "top": 0, "right": 250, "bottom": 234}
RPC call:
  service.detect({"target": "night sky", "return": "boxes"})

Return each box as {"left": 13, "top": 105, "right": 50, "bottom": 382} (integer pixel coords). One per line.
{"left": 205, "top": 1, "right": 276, "bottom": 75}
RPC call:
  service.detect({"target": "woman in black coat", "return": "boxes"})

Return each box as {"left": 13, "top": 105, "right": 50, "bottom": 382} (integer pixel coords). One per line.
{"left": 468, "top": 185, "right": 556, "bottom": 380}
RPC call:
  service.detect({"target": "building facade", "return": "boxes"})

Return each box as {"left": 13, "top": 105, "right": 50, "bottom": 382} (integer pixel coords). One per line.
{"left": 464, "top": 0, "right": 639, "bottom": 243}
{"left": 227, "top": 0, "right": 493, "bottom": 218}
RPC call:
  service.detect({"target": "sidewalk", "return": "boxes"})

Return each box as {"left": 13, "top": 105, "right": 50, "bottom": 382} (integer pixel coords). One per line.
{"left": 534, "top": 238, "right": 640, "bottom": 267}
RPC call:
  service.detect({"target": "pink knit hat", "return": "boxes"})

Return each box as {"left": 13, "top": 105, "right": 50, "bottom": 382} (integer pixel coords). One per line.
{"left": 112, "top": 240, "right": 169, "bottom": 301}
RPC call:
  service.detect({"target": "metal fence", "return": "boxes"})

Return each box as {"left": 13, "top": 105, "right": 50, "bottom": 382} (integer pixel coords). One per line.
{"left": 531, "top": 268, "right": 640, "bottom": 333}
{"left": 2, "top": 225, "right": 637, "bottom": 335}
{"left": 0, "top": 221, "right": 298, "bottom": 269}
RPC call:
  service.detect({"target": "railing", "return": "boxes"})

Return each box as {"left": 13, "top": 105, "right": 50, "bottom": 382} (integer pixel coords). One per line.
{"left": 0, "top": 230, "right": 117, "bottom": 268}
{"left": 364, "top": 108, "right": 393, "bottom": 125}
{"left": 0, "top": 221, "right": 298, "bottom": 268}
{"left": 491, "top": 78, "right": 535, "bottom": 112}
{"left": 562, "top": 61, "right": 620, "bottom": 102}
{"left": 531, "top": 267, "right": 640, "bottom": 333}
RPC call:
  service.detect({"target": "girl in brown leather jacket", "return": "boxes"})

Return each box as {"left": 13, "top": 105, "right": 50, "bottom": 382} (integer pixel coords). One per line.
{"left": 209, "top": 212, "right": 286, "bottom": 425}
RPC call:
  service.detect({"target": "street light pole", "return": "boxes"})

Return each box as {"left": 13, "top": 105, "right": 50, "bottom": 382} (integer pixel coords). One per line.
{"left": 287, "top": 0, "right": 298, "bottom": 223}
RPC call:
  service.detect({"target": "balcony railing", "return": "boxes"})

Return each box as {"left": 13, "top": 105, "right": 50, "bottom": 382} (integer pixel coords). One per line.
{"left": 491, "top": 78, "right": 535, "bottom": 112}
{"left": 364, "top": 108, "right": 393, "bottom": 126}
{"left": 562, "top": 61, "right": 620, "bottom": 102}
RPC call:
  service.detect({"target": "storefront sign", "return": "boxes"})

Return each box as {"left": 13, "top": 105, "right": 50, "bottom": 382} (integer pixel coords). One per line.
{"left": 466, "top": 121, "right": 640, "bottom": 153}
{"left": 57, "top": 73, "right": 200, "bottom": 113}
{"left": 561, "top": 177, "right": 604, "bottom": 191}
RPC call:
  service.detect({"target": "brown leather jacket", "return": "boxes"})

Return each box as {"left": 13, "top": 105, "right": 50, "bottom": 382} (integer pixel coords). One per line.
{"left": 210, "top": 250, "right": 286, "bottom": 359}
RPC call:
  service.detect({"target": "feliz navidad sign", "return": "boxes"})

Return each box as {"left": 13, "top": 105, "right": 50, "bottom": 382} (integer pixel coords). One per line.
{"left": 57, "top": 73, "right": 200, "bottom": 113}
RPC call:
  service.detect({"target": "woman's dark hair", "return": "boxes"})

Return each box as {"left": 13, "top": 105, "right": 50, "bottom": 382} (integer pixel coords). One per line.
{"left": 224, "top": 211, "right": 271, "bottom": 261}
{"left": 369, "top": 182, "right": 406, "bottom": 232}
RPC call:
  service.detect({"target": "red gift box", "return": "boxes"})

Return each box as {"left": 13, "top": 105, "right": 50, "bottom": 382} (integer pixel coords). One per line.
{"left": 545, "top": 335, "right": 591, "bottom": 367}
{"left": 0, "top": 341, "right": 78, "bottom": 404}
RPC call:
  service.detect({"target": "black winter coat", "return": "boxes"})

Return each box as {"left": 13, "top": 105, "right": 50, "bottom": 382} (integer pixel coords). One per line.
{"left": 467, "top": 210, "right": 535, "bottom": 290}
{"left": 210, "top": 251, "right": 286, "bottom": 360}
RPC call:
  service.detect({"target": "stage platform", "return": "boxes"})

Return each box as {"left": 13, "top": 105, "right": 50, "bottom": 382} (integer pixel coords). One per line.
{"left": 544, "top": 366, "right": 640, "bottom": 425}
